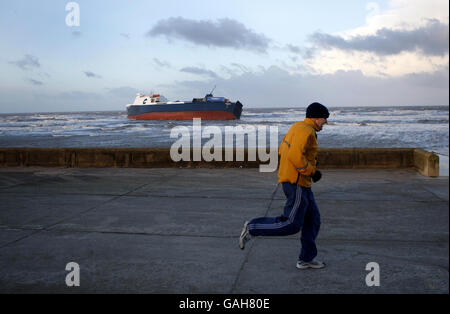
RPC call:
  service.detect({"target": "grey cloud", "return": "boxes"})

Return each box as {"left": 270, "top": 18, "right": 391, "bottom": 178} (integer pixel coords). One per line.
{"left": 84, "top": 71, "right": 102, "bottom": 78}
{"left": 230, "top": 63, "right": 249, "bottom": 73}
{"left": 309, "top": 19, "right": 449, "bottom": 56}
{"left": 285, "top": 44, "right": 316, "bottom": 59}
{"left": 300, "top": 47, "right": 316, "bottom": 59}
{"left": 167, "top": 65, "right": 448, "bottom": 108}
{"left": 147, "top": 17, "right": 271, "bottom": 53}
{"left": 120, "top": 33, "right": 130, "bottom": 39}
{"left": 286, "top": 44, "right": 301, "bottom": 54}
{"left": 9, "top": 54, "right": 40, "bottom": 70}
{"left": 1, "top": 66, "right": 447, "bottom": 113}
{"left": 180, "top": 66, "right": 219, "bottom": 79}
{"left": 403, "top": 65, "right": 449, "bottom": 89}
{"left": 153, "top": 58, "right": 171, "bottom": 68}
{"left": 219, "top": 65, "right": 235, "bottom": 77}
{"left": 26, "top": 78, "right": 43, "bottom": 86}
{"left": 220, "top": 63, "right": 250, "bottom": 77}
{"left": 37, "top": 72, "right": 51, "bottom": 78}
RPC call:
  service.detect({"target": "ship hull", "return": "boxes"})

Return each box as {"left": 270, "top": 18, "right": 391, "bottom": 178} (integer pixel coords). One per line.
{"left": 127, "top": 101, "right": 243, "bottom": 120}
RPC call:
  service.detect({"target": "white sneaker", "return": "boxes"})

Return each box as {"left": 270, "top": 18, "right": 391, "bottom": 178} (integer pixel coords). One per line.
{"left": 239, "top": 221, "right": 252, "bottom": 250}
{"left": 296, "top": 259, "right": 326, "bottom": 269}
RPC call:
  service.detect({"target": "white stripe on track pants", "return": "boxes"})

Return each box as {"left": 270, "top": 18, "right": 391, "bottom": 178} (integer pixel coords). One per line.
{"left": 248, "top": 182, "right": 321, "bottom": 262}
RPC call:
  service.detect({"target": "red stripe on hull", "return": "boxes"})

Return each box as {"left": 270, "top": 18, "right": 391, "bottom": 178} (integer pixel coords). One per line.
{"left": 128, "top": 111, "right": 237, "bottom": 120}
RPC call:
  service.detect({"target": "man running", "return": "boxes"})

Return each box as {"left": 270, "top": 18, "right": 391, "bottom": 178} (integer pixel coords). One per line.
{"left": 239, "top": 102, "right": 329, "bottom": 270}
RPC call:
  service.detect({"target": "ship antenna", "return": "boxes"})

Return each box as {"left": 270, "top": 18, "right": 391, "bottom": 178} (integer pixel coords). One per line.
{"left": 209, "top": 85, "right": 216, "bottom": 95}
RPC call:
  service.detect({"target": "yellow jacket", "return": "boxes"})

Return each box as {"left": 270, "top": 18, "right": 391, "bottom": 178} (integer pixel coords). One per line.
{"left": 278, "top": 118, "right": 319, "bottom": 187}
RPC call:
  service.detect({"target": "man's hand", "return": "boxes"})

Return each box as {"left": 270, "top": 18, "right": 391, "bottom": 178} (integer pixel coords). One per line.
{"left": 311, "top": 170, "right": 322, "bottom": 183}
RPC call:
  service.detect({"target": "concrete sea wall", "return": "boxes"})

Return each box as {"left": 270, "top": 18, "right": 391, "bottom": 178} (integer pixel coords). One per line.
{"left": 0, "top": 148, "right": 439, "bottom": 177}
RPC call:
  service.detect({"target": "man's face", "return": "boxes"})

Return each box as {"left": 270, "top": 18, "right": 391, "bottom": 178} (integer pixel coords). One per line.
{"left": 312, "top": 118, "right": 328, "bottom": 131}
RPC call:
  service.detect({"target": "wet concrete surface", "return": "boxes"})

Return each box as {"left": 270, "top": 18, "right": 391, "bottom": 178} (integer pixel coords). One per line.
{"left": 0, "top": 167, "right": 448, "bottom": 293}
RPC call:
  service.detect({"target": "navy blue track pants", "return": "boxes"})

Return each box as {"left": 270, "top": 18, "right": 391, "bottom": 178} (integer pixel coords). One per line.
{"left": 248, "top": 182, "right": 321, "bottom": 262}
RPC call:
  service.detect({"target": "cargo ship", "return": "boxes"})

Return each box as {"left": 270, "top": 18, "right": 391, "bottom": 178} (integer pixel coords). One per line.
{"left": 126, "top": 90, "right": 243, "bottom": 120}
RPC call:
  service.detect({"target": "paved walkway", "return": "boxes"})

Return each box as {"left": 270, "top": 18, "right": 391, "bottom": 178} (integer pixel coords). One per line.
{"left": 0, "top": 167, "right": 448, "bottom": 293}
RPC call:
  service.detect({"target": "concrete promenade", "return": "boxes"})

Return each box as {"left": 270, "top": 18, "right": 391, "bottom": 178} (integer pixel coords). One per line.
{"left": 0, "top": 167, "right": 448, "bottom": 293}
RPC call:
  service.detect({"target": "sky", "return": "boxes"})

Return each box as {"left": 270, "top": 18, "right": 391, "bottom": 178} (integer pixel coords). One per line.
{"left": 0, "top": 0, "right": 448, "bottom": 113}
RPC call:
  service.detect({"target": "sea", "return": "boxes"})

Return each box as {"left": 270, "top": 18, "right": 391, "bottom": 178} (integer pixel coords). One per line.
{"left": 0, "top": 106, "right": 448, "bottom": 175}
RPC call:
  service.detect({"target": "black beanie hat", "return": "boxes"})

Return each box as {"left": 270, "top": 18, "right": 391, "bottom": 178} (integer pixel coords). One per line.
{"left": 306, "top": 102, "right": 330, "bottom": 119}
